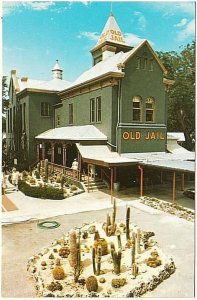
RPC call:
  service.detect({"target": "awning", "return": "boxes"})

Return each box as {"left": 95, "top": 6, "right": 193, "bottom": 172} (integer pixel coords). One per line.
{"left": 35, "top": 125, "right": 107, "bottom": 141}
{"left": 76, "top": 144, "right": 139, "bottom": 167}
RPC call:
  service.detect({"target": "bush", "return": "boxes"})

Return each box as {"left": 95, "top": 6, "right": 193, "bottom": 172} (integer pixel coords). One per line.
{"left": 18, "top": 181, "right": 64, "bottom": 200}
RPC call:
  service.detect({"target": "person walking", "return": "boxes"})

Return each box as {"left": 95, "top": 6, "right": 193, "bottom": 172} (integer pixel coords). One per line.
{"left": 12, "top": 168, "right": 20, "bottom": 191}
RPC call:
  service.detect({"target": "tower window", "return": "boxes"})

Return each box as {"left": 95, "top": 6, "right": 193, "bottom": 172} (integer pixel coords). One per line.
{"left": 69, "top": 103, "right": 73, "bottom": 124}
{"left": 41, "top": 102, "right": 51, "bottom": 116}
{"left": 132, "top": 96, "right": 142, "bottom": 122}
{"left": 146, "top": 97, "right": 155, "bottom": 122}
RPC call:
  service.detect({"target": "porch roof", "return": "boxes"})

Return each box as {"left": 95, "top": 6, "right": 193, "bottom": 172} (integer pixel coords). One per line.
{"left": 76, "top": 144, "right": 139, "bottom": 166}
{"left": 35, "top": 125, "right": 107, "bottom": 141}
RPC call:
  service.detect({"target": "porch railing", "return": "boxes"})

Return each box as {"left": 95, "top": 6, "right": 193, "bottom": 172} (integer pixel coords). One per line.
{"left": 48, "top": 162, "right": 81, "bottom": 181}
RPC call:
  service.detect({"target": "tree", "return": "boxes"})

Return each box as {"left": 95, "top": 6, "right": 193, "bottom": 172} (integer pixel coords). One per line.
{"left": 2, "top": 76, "right": 9, "bottom": 114}
{"left": 157, "top": 41, "right": 195, "bottom": 150}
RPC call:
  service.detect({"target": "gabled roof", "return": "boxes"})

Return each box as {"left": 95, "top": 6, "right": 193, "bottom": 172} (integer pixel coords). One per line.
{"left": 65, "top": 51, "right": 128, "bottom": 90}
{"left": 96, "top": 13, "right": 126, "bottom": 47}
{"left": 60, "top": 40, "right": 167, "bottom": 93}
{"left": 121, "top": 40, "right": 167, "bottom": 74}
{"left": 35, "top": 125, "right": 108, "bottom": 141}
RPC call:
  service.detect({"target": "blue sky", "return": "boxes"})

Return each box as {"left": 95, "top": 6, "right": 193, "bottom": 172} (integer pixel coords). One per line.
{"left": 2, "top": 1, "right": 195, "bottom": 82}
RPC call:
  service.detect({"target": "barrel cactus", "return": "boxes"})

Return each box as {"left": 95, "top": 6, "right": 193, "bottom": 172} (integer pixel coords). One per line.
{"left": 52, "top": 266, "right": 65, "bottom": 280}
{"left": 86, "top": 275, "right": 98, "bottom": 292}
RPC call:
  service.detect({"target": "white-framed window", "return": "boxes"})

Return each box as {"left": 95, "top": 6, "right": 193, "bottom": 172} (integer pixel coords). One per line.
{"left": 41, "top": 102, "right": 51, "bottom": 116}
{"left": 90, "top": 98, "right": 95, "bottom": 123}
{"left": 146, "top": 97, "right": 155, "bottom": 122}
{"left": 69, "top": 103, "right": 73, "bottom": 124}
{"left": 96, "top": 96, "right": 101, "bottom": 123}
{"left": 132, "top": 96, "right": 142, "bottom": 122}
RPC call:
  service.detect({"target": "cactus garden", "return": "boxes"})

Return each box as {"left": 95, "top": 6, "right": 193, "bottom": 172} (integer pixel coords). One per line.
{"left": 18, "top": 159, "right": 84, "bottom": 199}
{"left": 27, "top": 199, "right": 175, "bottom": 297}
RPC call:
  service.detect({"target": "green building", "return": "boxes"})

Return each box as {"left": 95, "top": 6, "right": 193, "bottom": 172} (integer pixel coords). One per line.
{"left": 8, "top": 13, "right": 188, "bottom": 190}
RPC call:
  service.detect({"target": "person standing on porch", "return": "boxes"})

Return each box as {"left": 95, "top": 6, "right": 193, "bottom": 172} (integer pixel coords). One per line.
{"left": 12, "top": 168, "right": 20, "bottom": 191}
{"left": 72, "top": 159, "right": 78, "bottom": 178}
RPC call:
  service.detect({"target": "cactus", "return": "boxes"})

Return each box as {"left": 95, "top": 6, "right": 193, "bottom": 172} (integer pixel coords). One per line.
{"left": 60, "top": 174, "right": 64, "bottom": 189}
{"left": 132, "top": 263, "right": 139, "bottom": 277}
{"left": 104, "top": 198, "right": 117, "bottom": 236}
{"left": 111, "top": 278, "right": 126, "bottom": 288}
{"left": 52, "top": 266, "right": 65, "bottom": 280}
{"left": 94, "top": 238, "right": 108, "bottom": 256}
{"left": 116, "top": 231, "right": 122, "bottom": 249}
{"left": 94, "top": 230, "right": 100, "bottom": 241}
{"left": 137, "top": 228, "right": 141, "bottom": 254}
{"left": 126, "top": 207, "right": 130, "bottom": 240}
{"left": 92, "top": 246, "right": 102, "bottom": 275}
{"left": 131, "top": 232, "right": 136, "bottom": 265}
{"left": 68, "top": 230, "right": 78, "bottom": 268}
{"left": 86, "top": 275, "right": 98, "bottom": 292}
{"left": 111, "top": 242, "right": 122, "bottom": 274}
{"left": 44, "top": 159, "right": 49, "bottom": 181}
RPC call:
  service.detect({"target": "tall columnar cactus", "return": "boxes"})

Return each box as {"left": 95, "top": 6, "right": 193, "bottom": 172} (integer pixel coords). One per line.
{"left": 44, "top": 159, "right": 49, "bottom": 181}
{"left": 92, "top": 245, "right": 102, "bottom": 275}
{"left": 111, "top": 242, "right": 122, "bottom": 274}
{"left": 105, "top": 198, "right": 117, "bottom": 236}
{"left": 131, "top": 232, "right": 136, "bottom": 265}
{"left": 126, "top": 207, "right": 130, "bottom": 240}
{"left": 137, "top": 228, "right": 141, "bottom": 254}
{"left": 68, "top": 229, "right": 82, "bottom": 282}
{"left": 132, "top": 262, "right": 139, "bottom": 278}
{"left": 60, "top": 174, "right": 64, "bottom": 189}
{"left": 116, "top": 231, "right": 122, "bottom": 249}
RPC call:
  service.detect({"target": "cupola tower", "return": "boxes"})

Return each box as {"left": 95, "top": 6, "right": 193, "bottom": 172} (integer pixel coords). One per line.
{"left": 52, "top": 60, "right": 63, "bottom": 79}
{"left": 91, "top": 13, "right": 133, "bottom": 65}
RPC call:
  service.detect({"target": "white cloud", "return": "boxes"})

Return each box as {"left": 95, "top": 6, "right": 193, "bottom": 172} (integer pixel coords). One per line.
{"left": 174, "top": 18, "right": 188, "bottom": 28}
{"left": 78, "top": 31, "right": 99, "bottom": 42}
{"left": 3, "top": 1, "right": 55, "bottom": 15}
{"left": 149, "top": 2, "right": 195, "bottom": 18}
{"left": 133, "top": 11, "right": 147, "bottom": 30}
{"left": 124, "top": 33, "right": 153, "bottom": 47}
{"left": 177, "top": 19, "right": 195, "bottom": 41}
{"left": 25, "top": 2, "right": 55, "bottom": 11}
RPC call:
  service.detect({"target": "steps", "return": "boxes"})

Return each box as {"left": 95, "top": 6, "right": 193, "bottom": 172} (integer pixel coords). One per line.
{"left": 82, "top": 178, "right": 108, "bottom": 192}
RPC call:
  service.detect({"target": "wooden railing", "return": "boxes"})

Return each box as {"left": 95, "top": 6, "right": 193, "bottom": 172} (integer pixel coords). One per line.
{"left": 48, "top": 162, "right": 81, "bottom": 181}
{"left": 101, "top": 168, "right": 110, "bottom": 185}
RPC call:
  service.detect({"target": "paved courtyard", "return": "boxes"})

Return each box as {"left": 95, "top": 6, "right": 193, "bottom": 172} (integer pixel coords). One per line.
{"left": 1, "top": 181, "right": 195, "bottom": 298}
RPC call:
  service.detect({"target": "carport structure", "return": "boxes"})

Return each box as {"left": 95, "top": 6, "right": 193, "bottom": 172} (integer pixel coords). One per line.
{"left": 122, "top": 152, "right": 195, "bottom": 204}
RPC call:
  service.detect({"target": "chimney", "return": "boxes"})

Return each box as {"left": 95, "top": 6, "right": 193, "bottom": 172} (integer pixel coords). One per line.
{"left": 21, "top": 77, "right": 28, "bottom": 82}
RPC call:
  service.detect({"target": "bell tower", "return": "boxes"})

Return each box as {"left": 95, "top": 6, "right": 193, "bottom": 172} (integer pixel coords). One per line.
{"left": 90, "top": 13, "right": 133, "bottom": 65}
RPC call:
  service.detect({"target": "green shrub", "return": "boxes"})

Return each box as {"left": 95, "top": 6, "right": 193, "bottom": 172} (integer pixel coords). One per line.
{"left": 18, "top": 181, "right": 64, "bottom": 200}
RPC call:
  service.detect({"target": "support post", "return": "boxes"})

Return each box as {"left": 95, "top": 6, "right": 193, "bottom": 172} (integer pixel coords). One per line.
{"left": 42, "top": 142, "right": 45, "bottom": 160}
{"left": 160, "top": 171, "right": 163, "bottom": 184}
{"left": 51, "top": 142, "right": 55, "bottom": 163}
{"left": 181, "top": 173, "right": 185, "bottom": 191}
{"left": 138, "top": 165, "right": 144, "bottom": 197}
{"left": 36, "top": 143, "right": 40, "bottom": 161}
{"left": 110, "top": 167, "right": 114, "bottom": 203}
{"left": 87, "top": 164, "right": 90, "bottom": 193}
{"left": 62, "top": 144, "right": 66, "bottom": 166}
{"left": 172, "top": 171, "right": 176, "bottom": 204}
